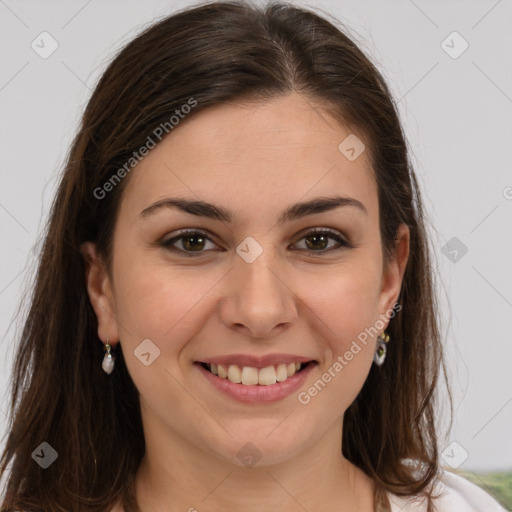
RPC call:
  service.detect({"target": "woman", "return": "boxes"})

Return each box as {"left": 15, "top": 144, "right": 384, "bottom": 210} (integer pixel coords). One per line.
{"left": 0, "top": 1, "right": 506, "bottom": 511}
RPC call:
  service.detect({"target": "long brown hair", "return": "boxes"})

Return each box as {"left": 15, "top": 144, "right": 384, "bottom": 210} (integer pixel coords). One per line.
{"left": 0, "top": 1, "right": 452, "bottom": 511}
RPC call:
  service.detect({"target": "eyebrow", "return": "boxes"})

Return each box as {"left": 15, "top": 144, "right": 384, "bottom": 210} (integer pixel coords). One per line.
{"left": 140, "top": 195, "right": 367, "bottom": 224}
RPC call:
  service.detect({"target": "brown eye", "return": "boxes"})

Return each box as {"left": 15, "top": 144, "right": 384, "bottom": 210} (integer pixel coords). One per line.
{"left": 292, "top": 228, "right": 350, "bottom": 254}
{"left": 181, "top": 233, "right": 207, "bottom": 251}
{"left": 159, "top": 227, "right": 351, "bottom": 258}
{"left": 160, "top": 230, "right": 218, "bottom": 256}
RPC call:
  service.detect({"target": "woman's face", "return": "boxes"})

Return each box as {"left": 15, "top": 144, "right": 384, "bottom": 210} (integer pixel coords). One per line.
{"left": 84, "top": 92, "right": 409, "bottom": 467}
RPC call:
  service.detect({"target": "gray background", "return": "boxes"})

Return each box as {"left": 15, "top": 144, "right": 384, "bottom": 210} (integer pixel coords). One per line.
{"left": 1, "top": 0, "right": 511, "bottom": 472}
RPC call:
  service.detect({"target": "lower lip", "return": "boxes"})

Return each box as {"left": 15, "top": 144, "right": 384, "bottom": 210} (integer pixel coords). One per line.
{"left": 195, "top": 362, "right": 317, "bottom": 404}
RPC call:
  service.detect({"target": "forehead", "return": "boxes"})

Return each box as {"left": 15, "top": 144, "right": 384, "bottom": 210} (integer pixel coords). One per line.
{"left": 119, "top": 92, "right": 378, "bottom": 224}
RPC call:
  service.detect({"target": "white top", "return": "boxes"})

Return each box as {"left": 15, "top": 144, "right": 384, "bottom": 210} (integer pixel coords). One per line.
{"left": 387, "top": 467, "right": 507, "bottom": 511}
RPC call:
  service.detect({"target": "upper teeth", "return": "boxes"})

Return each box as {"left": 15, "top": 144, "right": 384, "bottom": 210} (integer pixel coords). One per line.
{"left": 208, "top": 362, "right": 303, "bottom": 386}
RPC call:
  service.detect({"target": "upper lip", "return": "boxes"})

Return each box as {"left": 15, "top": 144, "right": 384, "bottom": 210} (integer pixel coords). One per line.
{"left": 196, "top": 353, "right": 316, "bottom": 369}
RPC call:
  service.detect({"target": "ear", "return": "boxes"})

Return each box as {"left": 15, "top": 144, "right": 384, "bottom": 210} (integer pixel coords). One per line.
{"left": 377, "top": 223, "right": 410, "bottom": 321}
{"left": 81, "top": 242, "right": 119, "bottom": 345}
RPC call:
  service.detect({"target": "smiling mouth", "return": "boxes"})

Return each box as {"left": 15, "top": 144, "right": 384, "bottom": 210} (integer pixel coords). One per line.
{"left": 198, "top": 361, "right": 316, "bottom": 386}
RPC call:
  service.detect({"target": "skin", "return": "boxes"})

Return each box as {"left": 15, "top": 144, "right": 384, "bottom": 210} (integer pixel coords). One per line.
{"left": 82, "top": 92, "right": 409, "bottom": 512}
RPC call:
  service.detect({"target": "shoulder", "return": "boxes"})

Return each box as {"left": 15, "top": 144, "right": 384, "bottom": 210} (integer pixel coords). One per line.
{"left": 432, "top": 469, "right": 507, "bottom": 511}
{"left": 387, "top": 466, "right": 507, "bottom": 512}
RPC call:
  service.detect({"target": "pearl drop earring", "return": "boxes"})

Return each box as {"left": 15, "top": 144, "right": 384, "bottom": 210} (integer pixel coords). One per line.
{"left": 102, "top": 338, "right": 115, "bottom": 374}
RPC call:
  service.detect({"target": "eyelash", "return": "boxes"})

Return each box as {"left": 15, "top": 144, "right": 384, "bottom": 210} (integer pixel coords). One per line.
{"left": 159, "top": 227, "right": 352, "bottom": 257}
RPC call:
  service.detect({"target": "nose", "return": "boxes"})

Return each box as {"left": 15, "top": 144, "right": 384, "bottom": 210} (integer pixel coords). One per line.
{"left": 218, "top": 246, "right": 299, "bottom": 338}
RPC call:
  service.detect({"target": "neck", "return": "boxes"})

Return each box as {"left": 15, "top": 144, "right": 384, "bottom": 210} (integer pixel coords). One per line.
{"left": 133, "top": 415, "right": 374, "bottom": 512}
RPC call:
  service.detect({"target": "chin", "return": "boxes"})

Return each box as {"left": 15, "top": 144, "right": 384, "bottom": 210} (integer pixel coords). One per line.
{"left": 205, "top": 425, "right": 310, "bottom": 469}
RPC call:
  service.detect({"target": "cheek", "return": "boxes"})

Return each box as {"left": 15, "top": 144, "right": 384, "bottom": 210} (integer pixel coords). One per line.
{"left": 298, "top": 305, "right": 377, "bottom": 416}
{"left": 297, "top": 260, "right": 382, "bottom": 344}
{"left": 110, "top": 262, "right": 219, "bottom": 407}
{"left": 291, "top": 260, "right": 381, "bottom": 408}
{"left": 111, "top": 254, "right": 226, "bottom": 353}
